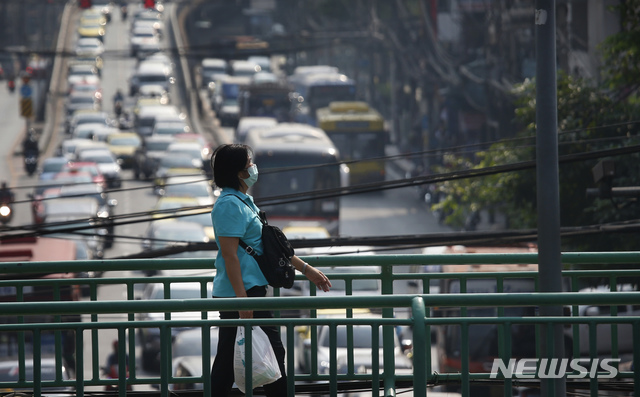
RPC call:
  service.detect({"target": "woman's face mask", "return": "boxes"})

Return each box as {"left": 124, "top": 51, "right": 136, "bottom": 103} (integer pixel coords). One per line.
{"left": 243, "top": 164, "right": 258, "bottom": 187}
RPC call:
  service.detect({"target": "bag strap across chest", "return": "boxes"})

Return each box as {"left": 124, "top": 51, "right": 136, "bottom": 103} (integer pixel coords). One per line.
{"left": 231, "top": 195, "right": 265, "bottom": 255}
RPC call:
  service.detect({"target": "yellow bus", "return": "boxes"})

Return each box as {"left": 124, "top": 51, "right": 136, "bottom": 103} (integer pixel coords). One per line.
{"left": 316, "top": 101, "right": 386, "bottom": 185}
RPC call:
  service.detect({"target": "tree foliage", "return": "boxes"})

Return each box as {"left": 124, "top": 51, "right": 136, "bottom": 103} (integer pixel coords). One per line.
{"left": 432, "top": 8, "right": 640, "bottom": 250}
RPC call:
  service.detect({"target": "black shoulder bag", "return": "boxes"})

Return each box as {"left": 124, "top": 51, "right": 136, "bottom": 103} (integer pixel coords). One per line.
{"left": 233, "top": 196, "right": 296, "bottom": 289}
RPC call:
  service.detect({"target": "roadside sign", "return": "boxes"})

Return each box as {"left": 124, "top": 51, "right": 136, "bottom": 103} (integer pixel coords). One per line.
{"left": 20, "top": 97, "right": 33, "bottom": 118}
{"left": 20, "top": 84, "right": 32, "bottom": 98}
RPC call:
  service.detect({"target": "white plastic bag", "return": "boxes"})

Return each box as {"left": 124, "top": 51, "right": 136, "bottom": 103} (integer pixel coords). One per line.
{"left": 233, "top": 326, "right": 282, "bottom": 393}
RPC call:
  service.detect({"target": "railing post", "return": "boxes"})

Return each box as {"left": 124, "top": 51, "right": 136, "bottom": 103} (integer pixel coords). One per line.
{"left": 75, "top": 326, "right": 84, "bottom": 397}
{"left": 382, "top": 263, "right": 396, "bottom": 396}
{"left": 34, "top": 328, "right": 42, "bottom": 397}
{"left": 411, "top": 297, "right": 427, "bottom": 397}
{"left": 118, "top": 327, "right": 127, "bottom": 396}
{"left": 634, "top": 321, "right": 640, "bottom": 396}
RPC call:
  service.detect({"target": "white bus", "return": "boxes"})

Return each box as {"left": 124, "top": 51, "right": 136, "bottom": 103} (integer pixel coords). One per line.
{"left": 244, "top": 123, "right": 348, "bottom": 236}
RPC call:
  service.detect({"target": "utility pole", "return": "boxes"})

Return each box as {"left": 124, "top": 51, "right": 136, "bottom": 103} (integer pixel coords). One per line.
{"left": 534, "top": 1, "right": 566, "bottom": 396}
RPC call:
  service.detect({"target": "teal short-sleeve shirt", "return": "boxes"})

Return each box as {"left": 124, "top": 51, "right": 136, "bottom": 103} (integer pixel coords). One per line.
{"left": 211, "top": 188, "right": 268, "bottom": 297}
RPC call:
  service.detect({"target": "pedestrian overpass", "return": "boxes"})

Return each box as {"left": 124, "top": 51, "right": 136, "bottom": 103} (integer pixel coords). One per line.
{"left": 0, "top": 252, "right": 639, "bottom": 396}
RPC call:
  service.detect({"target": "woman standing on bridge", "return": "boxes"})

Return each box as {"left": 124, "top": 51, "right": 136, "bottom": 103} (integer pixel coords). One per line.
{"left": 209, "top": 143, "right": 331, "bottom": 396}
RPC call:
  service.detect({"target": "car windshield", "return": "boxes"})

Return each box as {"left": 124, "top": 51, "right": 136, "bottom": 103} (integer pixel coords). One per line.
{"left": 319, "top": 325, "right": 385, "bottom": 348}
{"left": 181, "top": 212, "right": 212, "bottom": 227}
{"left": 164, "top": 181, "right": 210, "bottom": 198}
{"left": 160, "top": 156, "right": 197, "bottom": 168}
{"left": 82, "top": 154, "right": 114, "bottom": 164}
{"left": 173, "top": 332, "right": 218, "bottom": 358}
{"left": 77, "top": 44, "right": 100, "bottom": 51}
{"left": 69, "top": 96, "right": 95, "bottom": 104}
{"left": 139, "top": 75, "right": 167, "bottom": 83}
{"left": 147, "top": 140, "right": 173, "bottom": 151}
{"left": 76, "top": 116, "right": 106, "bottom": 125}
{"left": 149, "top": 283, "right": 207, "bottom": 300}
{"left": 43, "top": 160, "right": 67, "bottom": 173}
{"left": 169, "top": 148, "right": 201, "bottom": 159}
{"left": 0, "top": 365, "right": 59, "bottom": 381}
{"left": 70, "top": 69, "right": 95, "bottom": 76}
{"left": 155, "top": 126, "right": 184, "bottom": 135}
{"left": 134, "top": 30, "right": 155, "bottom": 38}
{"left": 110, "top": 137, "right": 141, "bottom": 146}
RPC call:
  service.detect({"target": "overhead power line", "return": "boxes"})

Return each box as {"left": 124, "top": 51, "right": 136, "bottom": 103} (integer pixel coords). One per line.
{"left": 7, "top": 119, "right": 640, "bottom": 198}
{"left": 3, "top": 143, "right": 640, "bottom": 242}
{"left": 109, "top": 218, "right": 640, "bottom": 259}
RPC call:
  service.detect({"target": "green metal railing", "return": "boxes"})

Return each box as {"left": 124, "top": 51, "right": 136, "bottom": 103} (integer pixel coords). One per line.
{"left": 0, "top": 252, "right": 639, "bottom": 397}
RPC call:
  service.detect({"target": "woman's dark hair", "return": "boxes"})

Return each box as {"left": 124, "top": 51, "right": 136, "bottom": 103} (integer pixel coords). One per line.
{"left": 211, "top": 144, "right": 251, "bottom": 190}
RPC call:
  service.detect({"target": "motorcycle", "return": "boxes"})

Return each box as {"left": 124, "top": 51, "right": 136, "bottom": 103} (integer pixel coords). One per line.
{"left": 24, "top": 152, "right": 38, "bottom": 176}
{"left": 114, "top": 100, "right": 123, "bottom": 117}
{"left": 0, "top": 203, "right": 12, "bottom": 225}
{"left": 7, "top": 79, "right": 15, "bottom": 93}
{"left": 102, "top": 364, "right": 132, "bottom": 391}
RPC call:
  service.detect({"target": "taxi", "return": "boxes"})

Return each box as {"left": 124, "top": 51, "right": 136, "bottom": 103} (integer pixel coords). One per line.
{"left": 77, "top": 22, "right": 106, "bottom": 42}
{"left": 106, "top": 132, "right": 142, "bottom": 169}
{"left": 133, "top": 96, "right": 165, "bottom": 116}
{"left": 80, "top": 9, "right": 107, "bottom": 26}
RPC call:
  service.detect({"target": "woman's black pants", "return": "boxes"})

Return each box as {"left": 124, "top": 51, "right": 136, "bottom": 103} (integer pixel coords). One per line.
{"left": 210, "top": 286, "right": 288, "bottom": 396}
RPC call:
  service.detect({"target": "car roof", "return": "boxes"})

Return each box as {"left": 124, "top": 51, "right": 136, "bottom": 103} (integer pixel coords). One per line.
{"left": 168, "top": 141, "right": 202, "bottom": 149}
{"left": 156, "top": 196, "right": 200, "bottom": 206}
{"left": 45, "top": 197, "right": 99, "bottom": 212}
{"left": 164, "top": 175, "right": 209, "bottom": 183}
{"left": 138, "top": 105, "right": 180, "bottom": 116}
{"left": 79, "top": 149, "right": 114, "bottom": 157}
{"left": 145, "top": 135, "right": 176, "bottom": 143}
{"left": 202, "top": 58, "right": 227, "bottom": 67}
{"left": 76, "top": 37, "right": 103, "bottom": 46}
{"left": 238, "top": 116, "right": 278, "bottom": 126}
{"left": 43, "top": 157, "right": 69, "bottom": 165}
{"left": 72, "top": 111, "right": 109, "bottom": 120}
{"left": 59, "top": 182, "right": 104, "bottom": 195}
{"left": 108, "top": 132, "right": 140, "bottom": 139}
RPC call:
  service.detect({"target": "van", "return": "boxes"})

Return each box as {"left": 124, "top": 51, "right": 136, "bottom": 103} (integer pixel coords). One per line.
{"left": 200, "top": 58, "right": 228, "bottom": 88}
{"left": 129, "top": 61, "right": 172, "bottom": 96}
{"left": 211, "top": 76, "right": 251, "bottom": 127}
{"left": 135, "top": 105, "right": 182, "bottom": 137}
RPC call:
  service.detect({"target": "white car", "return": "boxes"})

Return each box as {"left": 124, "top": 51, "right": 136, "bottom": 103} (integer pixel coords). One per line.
{"left": 131, "top": 9, "right": 164, "bottom": 36}
{"left": 170, "top": 328, "right": 220, "bottom": 391}
{"left": 137, "top": 280, "right": 215, "bottom": 371}
{"left": 298, "top": 310, "right": 413, "bottom": 376}
{"left": 74, "top": 37, "right": 104, "bottom": 57}
{"left": 161, "top": 175, "right": 216, "bottom": 206}
{"left": 0, "top": 357, "right": 73, "bottom": 395}
{"left": 130, "top": 26, "right": 160, "bottom": 57}
{"left": 67, "top": 64, "right": 100, "bottom": 90}
{"left": 66, "top": 110, "right": 112, "bottom": 135}
{"left": 167, "top": 141, "right": 206, "bottom": 162}
{"left": 77, "top": 149, "right": 122, "bottom": 188}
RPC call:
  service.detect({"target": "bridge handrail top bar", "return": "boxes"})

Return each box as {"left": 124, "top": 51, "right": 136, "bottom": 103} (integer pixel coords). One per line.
{"left": 0, "top": 315, "right": 638, "bottom": 332}
{"left": 1, "top": 251, "right": 639, "bottom": 273}
{"left": 2, "top": 292, "right": 640, "bottom": 316}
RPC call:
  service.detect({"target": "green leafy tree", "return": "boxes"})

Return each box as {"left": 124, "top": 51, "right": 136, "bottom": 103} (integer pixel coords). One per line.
{"left": 433, "top": 67, "right": 640, "bottom": 250}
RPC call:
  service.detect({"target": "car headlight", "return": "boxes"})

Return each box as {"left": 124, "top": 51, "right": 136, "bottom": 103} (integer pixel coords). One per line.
{"left": 319, "top": 360, "right": 331, "bottom": 374}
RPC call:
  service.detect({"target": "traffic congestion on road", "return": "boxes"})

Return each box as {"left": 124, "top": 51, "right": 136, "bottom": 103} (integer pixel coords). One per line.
{"left": 0, "top": 1, "right": 452, "bottom": 394}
